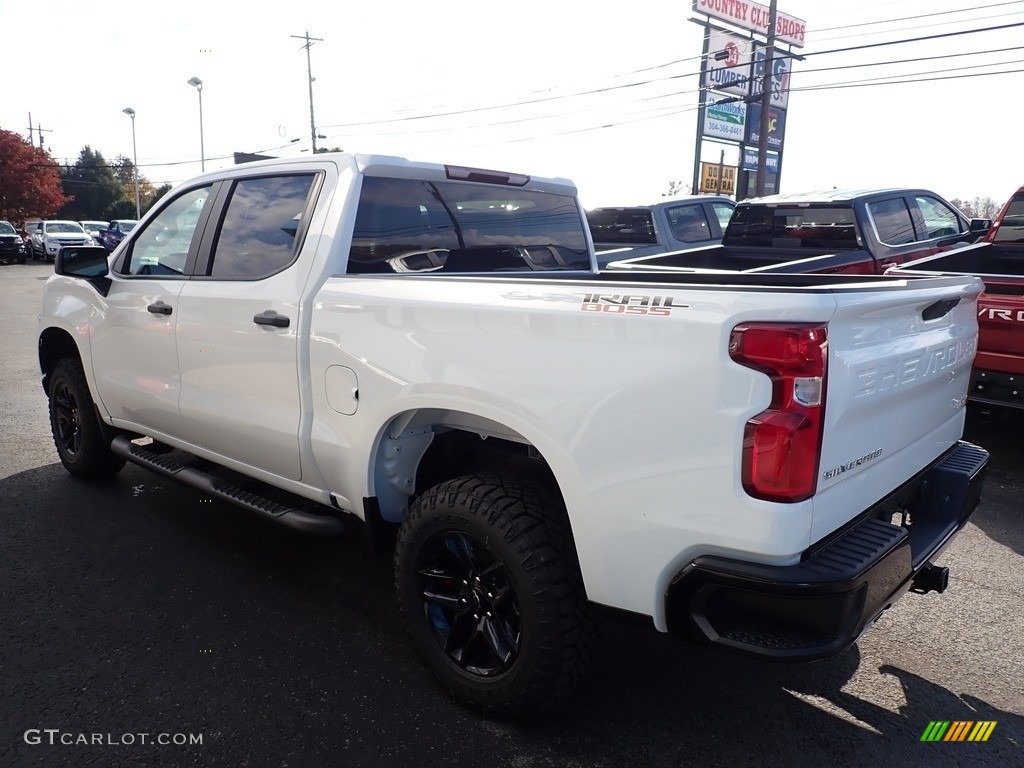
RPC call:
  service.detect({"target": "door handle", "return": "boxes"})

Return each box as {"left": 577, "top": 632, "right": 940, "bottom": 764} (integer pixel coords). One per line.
{"left": 147, "top": 302, "right": 173, "bottom": 316}
{"left": 253, "top": 310, "right": 290, "bottom": 328}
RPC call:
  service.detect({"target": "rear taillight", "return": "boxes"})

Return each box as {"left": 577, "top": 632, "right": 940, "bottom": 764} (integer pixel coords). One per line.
{"left": 729, "top": 323, "right": 828, "bottom": 503}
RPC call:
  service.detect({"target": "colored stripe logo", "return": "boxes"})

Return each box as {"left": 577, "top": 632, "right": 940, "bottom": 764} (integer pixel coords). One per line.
{"left": 920, "top": 721, "right": 997, "bottom": 742}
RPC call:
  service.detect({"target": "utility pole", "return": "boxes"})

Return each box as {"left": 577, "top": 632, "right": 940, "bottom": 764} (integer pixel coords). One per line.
{"left": 27, "top": 114, "right": 53, "bottom": 149}
{"left": 291, "top": 30, "right": 324, "bottom": 153}
{"left": 755, "top": 0, "right": 778, "bottom": 197}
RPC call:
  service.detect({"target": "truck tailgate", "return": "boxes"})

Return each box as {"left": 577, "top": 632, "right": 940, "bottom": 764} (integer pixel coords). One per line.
{"left": 811, "top": 275, "right": 983, "bottom": 542}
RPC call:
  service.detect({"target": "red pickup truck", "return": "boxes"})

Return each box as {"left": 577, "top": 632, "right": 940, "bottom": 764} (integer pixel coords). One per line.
{"left": 890, "top": 186, "right": 1024, "bottom": 410}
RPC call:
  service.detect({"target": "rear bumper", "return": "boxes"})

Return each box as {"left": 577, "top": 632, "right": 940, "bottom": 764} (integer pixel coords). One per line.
{"left": 665, "top": 441, "right": 988, "bottom": 661}
{"left": 969, "top": 367, "right": 1024, "bottom": 409}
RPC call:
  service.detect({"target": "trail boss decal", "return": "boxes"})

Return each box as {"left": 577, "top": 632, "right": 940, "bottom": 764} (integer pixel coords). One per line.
{"left": 579, "top": 293, "right": 687, "bottom": 317}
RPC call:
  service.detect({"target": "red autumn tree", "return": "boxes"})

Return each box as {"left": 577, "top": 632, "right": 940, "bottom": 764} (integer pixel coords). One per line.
{"left": 0, "top": 129, "right": 71, "bottom": 224}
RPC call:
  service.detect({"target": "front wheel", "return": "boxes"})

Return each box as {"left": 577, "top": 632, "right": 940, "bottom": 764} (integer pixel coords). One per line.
{"left": 394, "top": 474, "right": 597, "bottom": 717}
{"left": 48, "top": 358, "right": 126, "bottom": 478}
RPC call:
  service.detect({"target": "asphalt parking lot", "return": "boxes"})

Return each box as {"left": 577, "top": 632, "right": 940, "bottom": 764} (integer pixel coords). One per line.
{"left": 1, "top": 262, "right": 1021, "bottom": 768}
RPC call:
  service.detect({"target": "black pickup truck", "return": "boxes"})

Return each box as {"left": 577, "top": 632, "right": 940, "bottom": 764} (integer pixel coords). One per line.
{"left": 608, "top": 188, "right": 988, "bottom": 275}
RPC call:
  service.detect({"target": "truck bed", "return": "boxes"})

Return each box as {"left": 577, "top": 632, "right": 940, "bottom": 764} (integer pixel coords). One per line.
{"left": 892, "top": 241, "right": 1024, "bottom": 406}
{"left": 605, "top": 244, "right": 873, "bottom": 274}
{"left": 888, "top": 242, "right": 1024, "bottom": 278}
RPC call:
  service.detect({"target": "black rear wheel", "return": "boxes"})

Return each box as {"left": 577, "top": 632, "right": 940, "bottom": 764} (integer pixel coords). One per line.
{"left": 395, "top": 474, "right": 597, "bottom": 717}
{"left": 48, "top": 358, "right": 126, "bottom": 478}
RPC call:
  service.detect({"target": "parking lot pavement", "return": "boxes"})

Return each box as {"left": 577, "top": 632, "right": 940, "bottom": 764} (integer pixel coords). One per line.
{"left": 2, "top": 262, "right": 1022, "bottom": 767}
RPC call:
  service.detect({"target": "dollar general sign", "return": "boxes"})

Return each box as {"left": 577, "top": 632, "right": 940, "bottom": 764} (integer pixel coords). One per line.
{"left": 700, "top": 163, "right": 737, "bottom": 195}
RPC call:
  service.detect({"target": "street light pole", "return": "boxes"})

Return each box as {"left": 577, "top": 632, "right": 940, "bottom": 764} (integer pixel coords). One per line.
{"left": 187, "top": 77, "right": 205, "bottom": 171}
{"left": 122, "top": 107, "right": 141, "bottom": 219}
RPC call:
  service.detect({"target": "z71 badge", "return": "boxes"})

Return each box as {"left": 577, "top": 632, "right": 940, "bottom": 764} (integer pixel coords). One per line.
{"left": 579, "top": 293, "right": 686, "bottom": 317}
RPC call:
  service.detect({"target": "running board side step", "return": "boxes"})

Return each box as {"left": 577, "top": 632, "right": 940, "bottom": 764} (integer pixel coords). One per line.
{"left": 111, "top": 436, "right": 344, "bottom": 535}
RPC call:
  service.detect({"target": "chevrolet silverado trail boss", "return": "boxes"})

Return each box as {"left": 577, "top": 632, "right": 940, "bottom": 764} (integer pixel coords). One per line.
{"left": 38, "top": 154, "right": 989, "bottom": 716}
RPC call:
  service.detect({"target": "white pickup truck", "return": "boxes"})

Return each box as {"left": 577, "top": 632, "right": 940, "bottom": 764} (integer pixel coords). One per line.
{"left": 38, "top": 154, "right": 989, "bottom": 716}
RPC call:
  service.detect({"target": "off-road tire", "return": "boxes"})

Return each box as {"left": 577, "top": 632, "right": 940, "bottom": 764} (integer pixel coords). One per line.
{"left": 394, "top": 473, "right": 597, "bottom": 717}
{"left": 48, "top": 357, "right": 126, "bottom": 478}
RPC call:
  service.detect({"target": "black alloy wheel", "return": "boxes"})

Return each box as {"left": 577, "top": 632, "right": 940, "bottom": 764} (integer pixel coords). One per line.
{"left": 47, "top": 358, "right": 126, "bottom": 478}
{"left": 395, "top": 474, "right": 597, "bottom": 717}
{"left": 52, "top": 379, "right": 83, "bottom": 459}
{"left": 417, "top": 530, "right": 521, "bottom": 677}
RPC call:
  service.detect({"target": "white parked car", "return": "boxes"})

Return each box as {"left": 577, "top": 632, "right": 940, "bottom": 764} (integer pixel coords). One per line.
{"left": 32, "top": 220, "right": 94, "bottom": 262}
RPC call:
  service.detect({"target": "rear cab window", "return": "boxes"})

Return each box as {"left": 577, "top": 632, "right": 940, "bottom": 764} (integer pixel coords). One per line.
{"left": 585, "top": 208, "right": 658, "bottom": 246}
{"left": 347, "top": 177, "right": 590, "bottom": 273}
{"left": 725, "top": 205, "right": 859, "bottom": 249}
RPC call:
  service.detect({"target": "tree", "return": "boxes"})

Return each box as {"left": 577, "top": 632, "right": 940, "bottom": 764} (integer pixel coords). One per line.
{"left": 111, "top": 155, "right": 155, "bottom": 212}
{"left": 950, "top": 196, "right": 1001, "bottom": 220}
{"left": 58, "top": 146, "right": 126, "bottom": 220}
{"left": 314, "top": 146, "right": 344, "bottom": 154}
{"left": 664, "top": 180, "right": 689, "bottom": 197}
{"left": 0, "top": 129, "right": 70, "bottom": 223}
{"left": 143, "top": 183, "right": 173, "bottom": 215}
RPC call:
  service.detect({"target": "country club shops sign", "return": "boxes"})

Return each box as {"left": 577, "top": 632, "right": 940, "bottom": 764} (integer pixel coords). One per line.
{"left": 692, "top": 0, "right": 806, "bottom": 48}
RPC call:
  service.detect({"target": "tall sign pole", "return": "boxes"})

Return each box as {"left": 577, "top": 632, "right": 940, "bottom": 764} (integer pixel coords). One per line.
{"left": 755, "top": 0, "right": 778, "bottom": 197}
{"left": 691, "top": 24, "right": 712, "bottom": 196}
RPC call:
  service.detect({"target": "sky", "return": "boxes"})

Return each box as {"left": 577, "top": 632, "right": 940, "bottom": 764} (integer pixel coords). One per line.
{"left": 3, "top": 0, "right": 1022, "bottom": 210}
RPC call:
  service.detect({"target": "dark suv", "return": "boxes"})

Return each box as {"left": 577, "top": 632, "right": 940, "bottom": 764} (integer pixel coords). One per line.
{"left": 0, "top": 221, "right": 28, "bottom": 264}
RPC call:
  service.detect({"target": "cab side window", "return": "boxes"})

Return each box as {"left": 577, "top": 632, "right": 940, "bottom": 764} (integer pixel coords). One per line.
{"left": 206, "top": 174, "right": 317, "bottom": 279}
{"left": 868, "top": 198, "right": 916, "bottom": 245}
{"left": 120, "top": 186, "right": 213, "bottom": 276}
{"left": 667, "top": 204, "right": 711, "bottom": 242}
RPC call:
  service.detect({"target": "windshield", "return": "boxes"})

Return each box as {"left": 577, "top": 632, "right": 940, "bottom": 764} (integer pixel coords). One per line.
{"left": 46, "top": 222, "right": 86, "bottom": 234}
{"left": 724, "top": 205, "right": 859, "bottom": 249}
{"left": 0, "top": 222, "right": 14, "bottom": 235}
{"left": 117, "top": 221, "right": 138, "bottom": 232}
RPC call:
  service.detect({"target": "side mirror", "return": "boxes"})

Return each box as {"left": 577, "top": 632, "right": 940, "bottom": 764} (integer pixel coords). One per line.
{"left": 56, "top": 246, "right": 110, "bottom": 278}
{"left": 969, "top": 218, "right": 992, "bottom": 234}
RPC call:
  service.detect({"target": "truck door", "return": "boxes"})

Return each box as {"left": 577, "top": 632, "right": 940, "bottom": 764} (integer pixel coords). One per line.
{"left": 174, "top": 172, "right": 321, "bottom": 481}
{"left": 90, "top": 184, "right": 215, "bottom": 436}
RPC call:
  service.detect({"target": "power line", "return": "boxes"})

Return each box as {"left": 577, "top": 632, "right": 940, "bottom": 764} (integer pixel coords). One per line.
{"left": 811, "top": 0, "right": 1022, "bottom": 33}
{"left": 317, "top": 21, "right": 1024, "bottom": 133}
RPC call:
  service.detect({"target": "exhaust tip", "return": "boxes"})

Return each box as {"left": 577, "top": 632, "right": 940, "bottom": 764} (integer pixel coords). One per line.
{"left": 911, "top": 563, "right": 950, "bottom": 595}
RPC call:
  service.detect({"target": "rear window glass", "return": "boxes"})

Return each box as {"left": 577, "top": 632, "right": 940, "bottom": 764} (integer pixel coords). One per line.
{"left": 724, "top": 205, "right": 859, "bottom": 249}
{"left": 994, "top": 194, "right": 1024, "bottom": 243}
{"left": 586, "top": 208, "right": 657, "bottom": 245}
{"left": 348, "top": 177, "right": 590, "bottom": 273}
